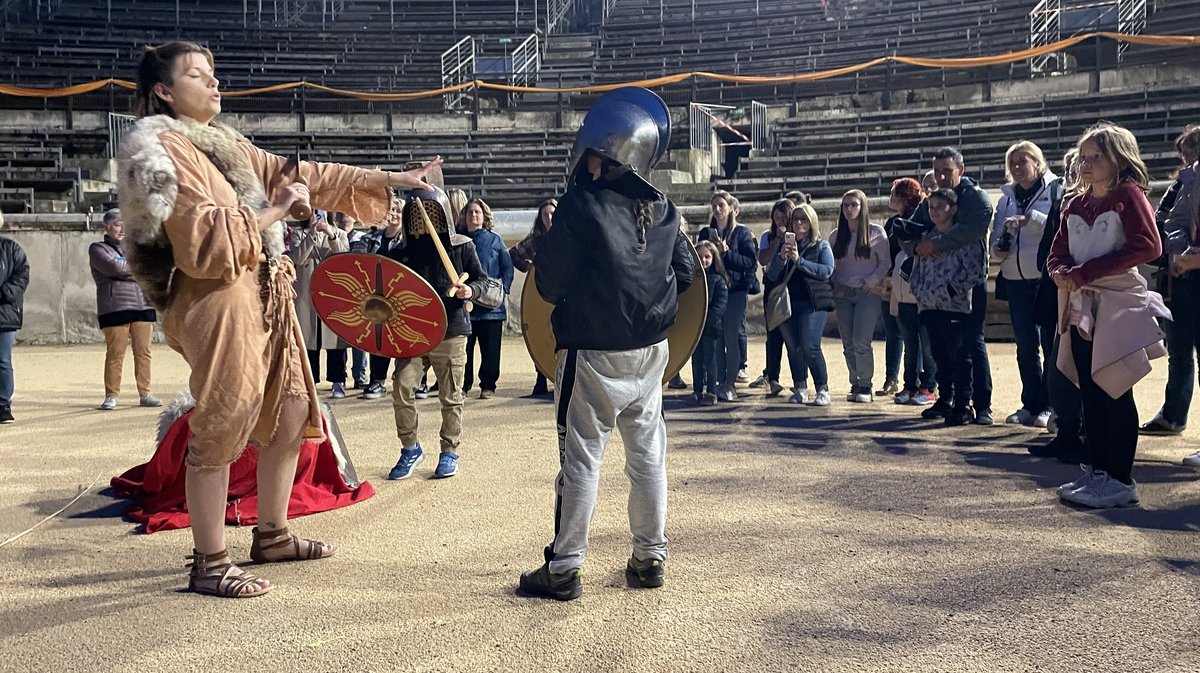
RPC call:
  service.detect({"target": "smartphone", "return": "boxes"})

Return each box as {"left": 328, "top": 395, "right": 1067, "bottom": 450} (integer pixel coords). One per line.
{"left": 784, "top": 232, "right": 796, "bottom": 245}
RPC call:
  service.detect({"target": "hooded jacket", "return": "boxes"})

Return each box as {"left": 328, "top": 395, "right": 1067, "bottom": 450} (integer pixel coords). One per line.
{"left": 535, "top": 171, "right": 694, "bottom": 352}
{"left": 990, "top": 171, "right": 1060, "bottom": 281}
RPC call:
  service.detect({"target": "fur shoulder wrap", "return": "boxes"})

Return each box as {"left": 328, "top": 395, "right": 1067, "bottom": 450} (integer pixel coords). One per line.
{"left": 116, "top": 115, "right": 283, "bottom": 310}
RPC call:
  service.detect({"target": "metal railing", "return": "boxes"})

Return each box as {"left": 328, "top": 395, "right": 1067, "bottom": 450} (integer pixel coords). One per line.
{"left": 107, "top": 113, "right": 136, "bottom": 160}
{"left": 274, "top": 0, "right": 308, "bottom": 27}
{"left": 1117, "top": 0, "right": 1147, "bottom": 59}
{"left": 441, "top": 36, "right": 477, "bottom": 110}
{"left": 1029, "top": 0, "right": 1062, "bottom": 73}
{"left": 511, "top": 33, "right": 541, "bottom": 89}
{"left": 750, "top": 101, "right": 767, "bottom": 154}
{"left": 1030, "top": 0, "right": 1146, "bottom": 72}
{"left": 545, "top": 0, "right": 576, "bottom": 35}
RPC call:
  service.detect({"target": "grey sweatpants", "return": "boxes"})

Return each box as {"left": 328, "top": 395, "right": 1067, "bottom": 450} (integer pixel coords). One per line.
{"left": 545, "top": 340, "right": 670, "bottom": 574}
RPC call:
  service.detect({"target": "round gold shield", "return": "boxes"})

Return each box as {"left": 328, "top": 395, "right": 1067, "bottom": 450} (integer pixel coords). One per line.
{"left": 520, "top": 241, "right": 707, "bottom": 385}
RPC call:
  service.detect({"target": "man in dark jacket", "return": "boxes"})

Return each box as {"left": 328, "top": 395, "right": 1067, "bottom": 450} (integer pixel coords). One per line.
{"left": 910, "top": 147, "right": 996, "bottom": 424}
{"left": 0, "top": 211, "right": 29, "bottom": 424}
{"left": 384, "top": 188, "right": 488, "bottom": 481}
{"left": 519, "top": 88, "right": 695, "bottom": 601}
{"left": 89, "top": 208, "right": 160, "bottom": 411}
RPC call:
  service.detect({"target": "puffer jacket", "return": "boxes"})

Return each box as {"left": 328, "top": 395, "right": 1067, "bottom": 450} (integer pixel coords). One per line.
{"left": 0, "top": 236, "right": 29, "bottom": 332}
{"left": 990, "top": 171, "right": 1059, "bottom": 281}
{"left": 89, "top": 236, "right": 154, "bottom": 319}
{"left": 910, "top": 225, "right": 987, "bottom": 315}
{"left": 465, "top": 228, "right": 514, "bottom": 321}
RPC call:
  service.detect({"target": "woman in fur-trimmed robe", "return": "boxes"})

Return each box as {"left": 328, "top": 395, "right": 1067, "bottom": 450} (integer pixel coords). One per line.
{"left": 118, "top": 41, "right": 443, "bottom": 598}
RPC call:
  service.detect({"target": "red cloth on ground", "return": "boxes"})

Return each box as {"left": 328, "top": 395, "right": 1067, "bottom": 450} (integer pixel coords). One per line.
{"left": 110, "top": 410, "right": 373, "bottom": 534}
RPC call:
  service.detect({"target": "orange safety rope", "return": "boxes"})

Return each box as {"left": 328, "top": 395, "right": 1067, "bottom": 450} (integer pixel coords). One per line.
{"left": 0, "top": 32, "right": 1194, "bottom": 100}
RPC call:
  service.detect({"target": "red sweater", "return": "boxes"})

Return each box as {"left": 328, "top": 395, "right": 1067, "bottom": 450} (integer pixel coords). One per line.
{"left": 1047, "top": 182, "right": 1161, "bottom": 287}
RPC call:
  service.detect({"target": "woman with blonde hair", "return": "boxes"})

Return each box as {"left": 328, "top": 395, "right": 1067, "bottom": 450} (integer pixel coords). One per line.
{"left": 829, "top": 189, "right": 890, "bottom": 402}
{"left": 118, "top": 41, "right": 441, "bottom": 597}
{"left": 765, "top": 203, "right": 834, "bottom": 405}
{"left": 991, "top": 140, "right": 1060, "bottom": 428}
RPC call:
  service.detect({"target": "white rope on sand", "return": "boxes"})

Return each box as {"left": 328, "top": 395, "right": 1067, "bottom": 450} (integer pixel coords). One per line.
{"left": 0, "top": 472, "right": 104, "bottom": 549}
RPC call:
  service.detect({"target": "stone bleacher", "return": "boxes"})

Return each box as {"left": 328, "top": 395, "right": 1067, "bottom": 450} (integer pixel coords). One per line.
{"left": 718, "top": 85, "right": 1200, "bottom": 202}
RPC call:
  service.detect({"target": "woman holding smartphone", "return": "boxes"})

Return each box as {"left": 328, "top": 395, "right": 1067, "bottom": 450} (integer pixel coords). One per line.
{"left": 764, "top": 204, "right": 835, "bottom": 405}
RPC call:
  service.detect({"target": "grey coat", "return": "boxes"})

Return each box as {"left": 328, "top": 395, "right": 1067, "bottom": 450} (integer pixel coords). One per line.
{"left": 89, "top": 236, "right": 154, "bottom": 318}
{"left": 289, "top": 226, "right": 349, "bottom": 349}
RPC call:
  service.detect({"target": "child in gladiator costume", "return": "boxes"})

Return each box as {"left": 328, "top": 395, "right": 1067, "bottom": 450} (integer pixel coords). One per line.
{"left": 117, "top": 42, "right": 442, "bottom": 598}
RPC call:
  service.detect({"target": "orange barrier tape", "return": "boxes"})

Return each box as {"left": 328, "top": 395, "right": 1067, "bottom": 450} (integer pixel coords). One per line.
{"left": 0, "top": 32, "right": 1195, "bottom": 100}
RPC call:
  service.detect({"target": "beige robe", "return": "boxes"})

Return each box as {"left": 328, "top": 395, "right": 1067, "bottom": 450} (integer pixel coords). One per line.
{"left": 156, "top": 130, "right": 389, "bottom": 467}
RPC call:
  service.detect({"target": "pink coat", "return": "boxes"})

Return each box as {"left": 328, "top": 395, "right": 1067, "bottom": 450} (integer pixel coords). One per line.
{"left": 1056, "top": 269, "right": 1170, "bottom": 398}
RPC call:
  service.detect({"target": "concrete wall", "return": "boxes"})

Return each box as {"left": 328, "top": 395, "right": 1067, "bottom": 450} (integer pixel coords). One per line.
{"left": 5, "top": 227, "right": 109, "bottom": 344}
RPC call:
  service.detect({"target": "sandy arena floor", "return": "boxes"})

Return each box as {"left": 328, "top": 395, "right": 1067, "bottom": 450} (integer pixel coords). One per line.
{"left": 1, "top": 338, "right": 1198, "bottom": 673}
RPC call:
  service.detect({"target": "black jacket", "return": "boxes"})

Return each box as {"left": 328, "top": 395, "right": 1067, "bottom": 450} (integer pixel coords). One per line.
{"left": 704, "top": 268, "right": 728, "bottom": 337}
{"left": 0, "top": 236, "right": 29, "bottom": 332}
{"left": 535, "top": 175, "right": 694, "bottom": 352}
{"left": 909, "top": 176, "right": 995, "bottom": 255}
{"left": 383, "top": 234, "right": 488, "bottom": 340}
{"left": 698, "top": 223, "right": 758, "bottom": 292}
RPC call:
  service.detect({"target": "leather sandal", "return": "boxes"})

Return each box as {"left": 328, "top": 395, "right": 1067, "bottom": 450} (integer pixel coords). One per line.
{"left": 186, "top": 549, "right": 272, "bottom": 598}
{"left": 249, "top": 526, "right": 336, "bottom": 564}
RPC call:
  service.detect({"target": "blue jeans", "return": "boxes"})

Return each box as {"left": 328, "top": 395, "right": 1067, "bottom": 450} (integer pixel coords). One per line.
{"left": 1005, "top": 278, "right": 1051, "bottom": 413}
{"left": 1158, "top": 272, "right": 1200, "bottom": 426}
{"left": 895, "top": 302, "right": 936, "bottom": 391}
{"left": 351, "top": 348, "right": 367, "bottom": 384}
{"left": 880, "top": 298, "right": 902, "bottom": 383}
{"left": 833, "top": 286, "right": 880, "bottom": 390}
{"left": 691, "top": 332, "right": 721, "bottom": 396}
{"left": 719, "top": 291, "right": 748, "bottom": 390}
{"left": 777, "top": 302, "right": 829, "bottom": 389}
{"left": 0, "top": 330, "right": 13, "bottom": 408}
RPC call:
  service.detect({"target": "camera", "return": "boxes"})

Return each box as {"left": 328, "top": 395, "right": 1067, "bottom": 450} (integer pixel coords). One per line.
{"left": 996, "top": 230, "right": 1014, "bottom": 252}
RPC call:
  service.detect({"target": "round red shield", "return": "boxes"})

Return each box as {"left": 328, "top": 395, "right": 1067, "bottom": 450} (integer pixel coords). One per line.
{"left": 311, "top": 253, "right": 447, "bottom": 359}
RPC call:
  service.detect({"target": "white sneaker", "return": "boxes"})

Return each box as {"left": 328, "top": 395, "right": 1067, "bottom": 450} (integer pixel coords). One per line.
{"left": 813, "top": 390, "right": 831, "bottom": 406}
{"left": 139, "top": 394, "right": 162, "bottom": 408}
{"left": 1182, "top": 450, "right": 1200, "bottom": 468}
{"left": 768, "top": 380, "right": 785, "bottom": 397}
{"left": 853, "top": 392, "right": 873, "bottom": 403}
{"left": 1056, "top": 464, "right": 1094, "bottom": 498}
{"left": 1033, "top": 411, "right": 1052, "bottom": 428}
{"left": 788, "top": 388, "right": 809, "bottom": 404}
{"left": 1006, "top": 408, "right": 1034, "bottom": 425}
{"left": 736, "top": 368, "right": 749, "bottom": 383}
{"left": 894, "top": 389, "right": 914, "bottom": 405}
{"left": 1064, "top": 470, "right": 1140, "bottom": 508}
{"left": 100, "top": 396, "right": 117, "bottom": 411}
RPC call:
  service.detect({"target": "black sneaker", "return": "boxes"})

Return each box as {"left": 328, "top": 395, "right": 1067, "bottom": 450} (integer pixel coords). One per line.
{"left": 667, "top": 374, "right": 689, "bottom": 390}
{"left": 518, "top": 563, "right": 582, "bottom": 601}
{"left": 0, "top": 406, "right": 13, "bottom": 424}
{"left": 625, "top": 555, "right": 665, "bottom": 589}
{"left": 1139, "top": 416, "right": 1184, "bottom": 436}
{"left": 945, "top": 405, "right": 975, "bottom": 426}
{"left": 922, "top": 400, "right": 952, "bottom": 419}
{"left": 973, "top": 408, "right": 994, "bottom": 426}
